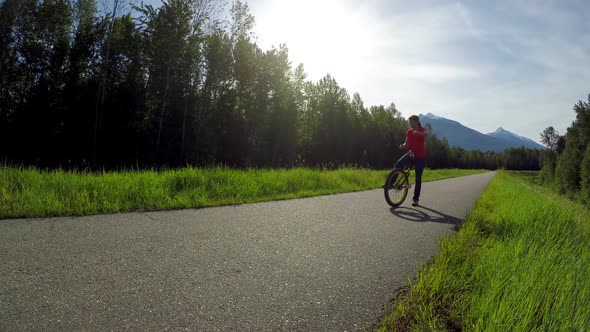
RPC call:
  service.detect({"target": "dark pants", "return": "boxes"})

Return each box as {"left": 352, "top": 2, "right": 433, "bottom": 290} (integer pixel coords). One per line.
{"left": 394, "top": 152, "right": 426, "bottom": 201}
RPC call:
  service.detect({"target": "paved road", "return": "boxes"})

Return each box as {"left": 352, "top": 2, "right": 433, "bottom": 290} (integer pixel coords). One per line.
{"left": 0, "top": 172, "right": 495, "bottom": 331}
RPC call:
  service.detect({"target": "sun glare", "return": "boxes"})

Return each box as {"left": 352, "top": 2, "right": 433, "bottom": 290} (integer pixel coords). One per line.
{"left": 255, "top": 0, "right": 376, "bottom": 82}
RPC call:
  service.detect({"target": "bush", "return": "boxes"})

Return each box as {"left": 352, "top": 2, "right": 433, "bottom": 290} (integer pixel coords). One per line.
{"left": 539, "top": 154, "right": 556, "bottom": 185}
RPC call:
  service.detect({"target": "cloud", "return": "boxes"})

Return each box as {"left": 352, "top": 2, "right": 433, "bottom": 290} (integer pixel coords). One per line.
{"left": 142, "top": 0, "right": 588, "bottom": 141}
{"left": 454, "top": 2, "right": 484, "bottom": 39}
{"left": 248, "top": 0, "right": 589, "bottom": 142}
{"left": 385, "top": 64, "right": 482, "bottom": 81}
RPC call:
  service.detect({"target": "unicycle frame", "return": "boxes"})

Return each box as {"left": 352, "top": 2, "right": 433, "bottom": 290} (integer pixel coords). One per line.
{"left": 384, "top": 165, "right": 413, "bottom": 207}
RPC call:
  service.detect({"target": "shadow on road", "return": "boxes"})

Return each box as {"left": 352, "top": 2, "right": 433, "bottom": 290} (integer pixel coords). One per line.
{"left": 389, "top": 205, "right": 463, "bottom": 230}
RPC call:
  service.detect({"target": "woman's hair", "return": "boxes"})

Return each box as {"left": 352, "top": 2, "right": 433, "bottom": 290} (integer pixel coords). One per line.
{"left": 409, "top": 115, "right": 422, "bottom": 127}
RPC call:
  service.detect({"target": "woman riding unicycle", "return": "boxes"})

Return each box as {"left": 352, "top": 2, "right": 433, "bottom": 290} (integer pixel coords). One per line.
{"left": 385, "top": 115, "right": 427, "bottom": 207}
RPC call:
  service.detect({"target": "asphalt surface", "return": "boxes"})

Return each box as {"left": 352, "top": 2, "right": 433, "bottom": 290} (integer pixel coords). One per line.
{"left": 0, "top": 172, "right": 495, "bottom": 331}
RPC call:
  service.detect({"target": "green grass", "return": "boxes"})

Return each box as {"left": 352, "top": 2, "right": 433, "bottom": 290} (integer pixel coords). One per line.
{"left": 0, "top": 167, "right": 485, "bottom": 219}
{"left": 378, "top": 171, "right": 590, "bottom": 331}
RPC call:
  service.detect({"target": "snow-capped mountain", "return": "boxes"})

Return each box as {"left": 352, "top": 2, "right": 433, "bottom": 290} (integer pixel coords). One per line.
{"left": 418, "top": 113, "right": 546, "bottom": 152}
{"left": 486, "top": 127, "right": 545, "bottom": 150}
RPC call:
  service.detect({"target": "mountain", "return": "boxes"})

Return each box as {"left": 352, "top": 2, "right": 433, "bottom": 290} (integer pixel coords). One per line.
{"left": 486, "top": 127, "right": 545, "bottom": 150}
{"left": 418, "top": 113, "right": 546, "bottom": 152}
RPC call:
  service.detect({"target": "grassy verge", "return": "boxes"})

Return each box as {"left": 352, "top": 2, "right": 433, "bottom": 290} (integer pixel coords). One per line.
{"left": 0, "top": 167, "right": 485, "bottom": 219}
{"left": 378, "top": 171, "right": 590, "bottom": 331}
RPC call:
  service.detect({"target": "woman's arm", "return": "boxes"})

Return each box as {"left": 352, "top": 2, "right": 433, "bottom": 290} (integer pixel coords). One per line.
{"left": 399, "top": 135, "right": 409, "bottom": 149}
{"left": 413, "top": 129, "right": 428, "bottom": 137}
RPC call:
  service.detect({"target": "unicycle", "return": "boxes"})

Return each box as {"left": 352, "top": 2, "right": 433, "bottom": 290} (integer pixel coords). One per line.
{"left": 384, "top": 166, "right": 413, "bottom": 207}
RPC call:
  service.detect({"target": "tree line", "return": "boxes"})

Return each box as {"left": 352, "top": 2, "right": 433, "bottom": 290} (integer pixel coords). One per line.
{"left": 0, "top": 0, "right": 546, "bottom": 170}
{"left": 540, "top": 95, "right": 590, "bottom": 202}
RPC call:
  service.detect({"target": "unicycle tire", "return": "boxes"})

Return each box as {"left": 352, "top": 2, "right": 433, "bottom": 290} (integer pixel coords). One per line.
{"left": 384, "top": 169, "right": 409, "bottom": 207}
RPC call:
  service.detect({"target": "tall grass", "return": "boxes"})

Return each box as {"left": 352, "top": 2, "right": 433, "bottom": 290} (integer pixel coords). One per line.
{"left": 379, "top": 171, "right": 590, "bottom": 331}
{"left": 0, "top": 167, "right": 485, "bottom": 219}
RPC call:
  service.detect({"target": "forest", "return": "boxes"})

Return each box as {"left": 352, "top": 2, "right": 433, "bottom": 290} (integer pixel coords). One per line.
{"left": 540, "top": 96, "right": 590, "bottom": 202}
{"left": 0, "top": 0, "right": 547, "bottom": 170}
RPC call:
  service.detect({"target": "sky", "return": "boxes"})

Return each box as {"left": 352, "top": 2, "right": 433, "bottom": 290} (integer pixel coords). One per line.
{"left": 144, "top": 0, "right": 590, "bottom": 143}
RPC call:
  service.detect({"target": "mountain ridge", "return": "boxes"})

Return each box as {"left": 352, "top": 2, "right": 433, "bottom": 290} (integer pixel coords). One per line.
{"left": 418, "top": 113, "right": 546, "bottom": 152}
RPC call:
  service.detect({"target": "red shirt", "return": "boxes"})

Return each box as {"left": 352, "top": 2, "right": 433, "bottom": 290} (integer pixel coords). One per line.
{"left": 406, "top": 128, "right": 426, "bottom": 158}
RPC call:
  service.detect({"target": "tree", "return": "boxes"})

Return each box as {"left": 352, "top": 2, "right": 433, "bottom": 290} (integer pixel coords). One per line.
{"left": 0, "top": 0, "right": 20, "bottom": 117}
{"left": 138, "top": 0, "right": 206, "bottom": 164}
{"left": 551, "top": 95, "right": 590, "bottom": 194}
{"left": 540, "top": 154, "right": 556, "bottom": 185}
{"left": 199, "top": 27, "right": 239, "bottom": 165}
{"left": 540, "top": 126, "right": 560, "bottom": 152}
{"left": 10, "top": 0, "right": 73, "bottom": 165}
{"left": 555, "top": 147, "right": 581, "bottom": 193}
{"left": 0, "top": 0, "right": 23, "bottom": 161}
{"left": 62, "top": 0, "right": 101, "bottom": 165}
{"left": 555, "top": 128, "right": 582, "bottom": 193}
{"left": 573, "top": 95, "right": 590, "bottom": 150}
{"left": 229, "top": 0, "right": 254, "bottom": 42}
{"left": 580, "top": 145, "right": 590, "bottom": 203}
{"left": 93, "top": 0, "right": 135, "bottom": 165}
{"left": 260, "top": 45, "right": 298, "bottom": 166}
{"left": 99, "top": 14, "right": 145, "bottom": 167}
{"left": 539, "top": 126, "right": 565, "bottom": 155}
{"left": 0, "top": 0, "right": 554, "bottom": 171}
{"left": 424, "top": 130, "right": 452, "bottom": 169}
{"left": 303, "top": 74, "right": 355, "bottom": 165}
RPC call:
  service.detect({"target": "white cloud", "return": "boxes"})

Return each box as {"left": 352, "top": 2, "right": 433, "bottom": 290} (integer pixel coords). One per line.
{"left": 376, "top": 63, "right": 482, "bottom": 82}
{"left": 249, "top": 0, "right": 588, "bottom": 142}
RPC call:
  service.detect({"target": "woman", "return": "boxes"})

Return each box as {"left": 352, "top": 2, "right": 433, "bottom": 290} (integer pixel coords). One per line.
{"left": 395, "top": 115, "right": 427, "bottom": 206}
